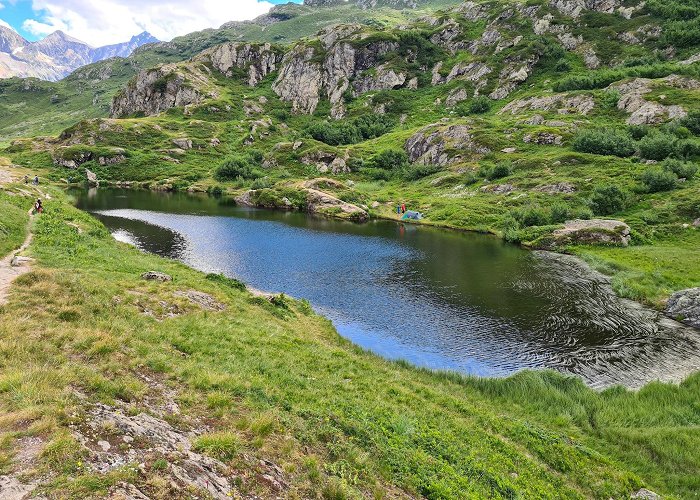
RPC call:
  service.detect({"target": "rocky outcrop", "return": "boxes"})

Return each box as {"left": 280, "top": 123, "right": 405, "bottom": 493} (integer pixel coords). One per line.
{"left": 273, "top": 25, "right": 400, "bottom": 116}
{"left": 86, "top": 169, "right": 99, "bottom": 187}
{"left": 500, "top": 94, "right": 595, "bottom": 115}
{"left": 540, "top": 219, "right": 631, "bottom": 248}
{"left": 523, "top": 132, "right": 563, "bottom": 145}
{"left": 549, "top": 0, "right": 623, "bottom": 18}
{"left": 433, "top": 61, "right": 492, "bottom": 86}
{"left": 272, "top": 46, "right": 324, "bottom": 114}
{"left": 194, "top": 42, "right": 283, "bottom": 86}
{"left": 306, "top": 188, "right": 368, "bottom": 220}
{"left": 405, "top": 123, "right": 490, "bottom": 165}
{"left": 111, "top": 65, "right": 212, "bottom": 117}
{"left": 489, "top": 55, "right": 539, "bottom": 99}
{"left": 353, "top": 64, "right": 407, "bottom": 95}
{"left": 608, "top": 76, "right": 693, "bottom": 125}
{"left": 665, "top": 288, "right": 700, "bottom": 329}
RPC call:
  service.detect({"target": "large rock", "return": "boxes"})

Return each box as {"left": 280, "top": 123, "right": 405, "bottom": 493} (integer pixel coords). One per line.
{"left": 500, "top": 93, "right": 595, "bottom": 115}
{"left": 665, "top": 288, "right": 700, "bottom": 328}
{"left": 405, "top": 123, "right": 490, "bottom": 166}
{"left": 608, "top": 76, "right": 692, "bottom": 125}
{"left": 111, "top": 65, "right": 211, "bottom": 117}
{"left": 272, "top": 46, "right": 323, "bottom": 114}
{"left": 273, "top": 26, "right": 399, "bottom": 116}
{"left": 543, "top": 219, "right": 631, "bottom": 247}
{"left": 86, "top": 169, "right": 99, "bottom": 187}
{"left": 194, "top": 42, "right": 283, "bottom": 86}
{"left": 549, "top": 0, "right": 622, "bottom": 18}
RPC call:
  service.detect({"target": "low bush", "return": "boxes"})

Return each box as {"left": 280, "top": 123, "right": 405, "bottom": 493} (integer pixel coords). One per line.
{"left": 639, "top": 166, "right": 678, "bottom": 193}
{"left": 638, "top": 132, "right": 677, "bottom": 161}
{"left": 456, "top": 96, "right": 492, "bottom": 115}
{"left": 306, "top": 114, "right": 395, "bottom": 146}
{"left": 214, "top": 155, "right": 262, "bottom": 182}
{"left": 369, "top": 149, "right": 410, "bottom": 171}
{"left": 663, "top": 158, "right": 698, "bottom": 179}
{"left": 479, "top": 161, "right": 512, "bottom": 180}
{"left": 571, "top": 128, "right": 636, "bottom": 157}
{"left": 402, "top": 164, "right": 442, "bottom": 181}
{"left": 680, "top": 111, "right": 700, "bottom": 135}
{"left": 214, "top": 150, "right": 264, "bottom": 182}
{"left": 515, "top": 205, "right": 550, "bottom": 227}
{"left": 589, "top": 185, "right": 629, "bottom": 215}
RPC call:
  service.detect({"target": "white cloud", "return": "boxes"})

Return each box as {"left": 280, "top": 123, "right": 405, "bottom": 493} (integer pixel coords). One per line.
{"left": 23, "top": 0, "right": 276, "bottom": 46}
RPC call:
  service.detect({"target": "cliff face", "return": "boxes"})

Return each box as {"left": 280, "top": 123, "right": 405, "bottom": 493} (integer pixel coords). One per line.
{"left": 272, "top": 25, "right": 403, "bottom": 117}
{"left": 110, "top": 65, "right": 208, "bottom": 117}
{"left": 194, "top": 42, "right": 284, "bottom": 86}
{"left": 111, "top": 42, "right": 284, "bottom": 117}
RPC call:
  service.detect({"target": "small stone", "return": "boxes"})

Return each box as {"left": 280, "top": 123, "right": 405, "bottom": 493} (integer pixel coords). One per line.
{"left": 692, "top": 218, "right": 700, "bottom": 228}
{"left": 123, "top": 435, "right": 134, "bottom": 443}
{"left": 97, "top": 440, "right": 111, "bottom": 452}
{"left": 501, "top": 147, "right": 517, "bottom": 153}
{"left": 141, "top": 271, "right": 172, "bottom": 282}
{"left": 631, "top": 488, "right": 661, "bottom": 500}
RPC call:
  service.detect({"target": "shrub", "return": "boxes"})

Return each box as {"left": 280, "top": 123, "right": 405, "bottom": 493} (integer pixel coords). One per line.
{"left": 480, "top": 161, "right": 512, "bottom": 180}
{"left": 214, "top": 155, "right": 262, "bottom": 181}
{"left": 640, "top": 167, "right": 678, "bottom": 192}
{"left": 469, "top": 96, "right": 492, "bottom": 114}
{"left": 554, "top": 58, "right": 571, "bottom": 73}
{"left": 370, "top": 149, "right": 410, "bottom": 171}
{"left": 250, "top": 177, "right": 273, "bottom": 190}
{"left": 456, "top": 96, "right": 492, "bottom": 115}
{"left": 403, "top": 164, "right": 442, "bottom": 181}
{"left": 571, "top": 128, "right": 636, "bottom": 157}
{"left": 628, "top": 124, "right": 651, "bottom": 140}
{"left": 680, "top": 111, "right": 700, "bottom": 135}
{"left": 600, "top": 90, "right": 620, "bottom": 110}
{"left": 589, "top": 185, "right": 629, "bottom": 215}
{"left": 663, "top": 158, "right": 698, "bottom": 179}
{"left": 638, "top": 132, "right": 677, "bottom": 160}
{"left": 549, "top": 202, "right": 571, "bottom": 223}
{"left": 306, "top": 114, "right": 395, "bottom": 146}
{"left": 515, "top": 205, "right": 550, "bottom": 227}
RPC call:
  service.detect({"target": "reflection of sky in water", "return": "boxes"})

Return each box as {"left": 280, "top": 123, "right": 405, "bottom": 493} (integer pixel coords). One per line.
{"left": 85, "top": 195, "right": 700, "bottom": 389}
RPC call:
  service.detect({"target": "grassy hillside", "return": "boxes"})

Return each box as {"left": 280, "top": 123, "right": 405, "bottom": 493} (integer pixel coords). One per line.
{"left": 0, "top": 188, "right": 698, "bottom": 498}
{"left": 0, "top": 0, "right": 462, "bottom": 144}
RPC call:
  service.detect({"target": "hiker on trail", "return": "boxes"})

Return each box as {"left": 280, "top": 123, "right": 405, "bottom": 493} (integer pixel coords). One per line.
{"left": 33, "top": 175, "right": 39, "bottom": 185}
{"left": 396, "top": 205, "right": 401, "bottom": 215}
{"left": 24, "top": 175, "right": 28, "bottom": 184}
{"left": 34, "top": 199, "right": 43, "bottom": 214}
{"left": 401, "top": 203, "right": 406, "bottom": 214}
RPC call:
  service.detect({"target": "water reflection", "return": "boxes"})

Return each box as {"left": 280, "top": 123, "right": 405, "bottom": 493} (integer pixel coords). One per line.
{"left": 72, "top": 188, "right": 700, "bottom": 388}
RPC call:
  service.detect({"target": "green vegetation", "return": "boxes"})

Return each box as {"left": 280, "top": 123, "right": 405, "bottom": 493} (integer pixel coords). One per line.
{"left": 0, "top": 185, "right": 29, "bottom": 257}
{"left": 0, "top": 191, "right": 698, "bottom": 498}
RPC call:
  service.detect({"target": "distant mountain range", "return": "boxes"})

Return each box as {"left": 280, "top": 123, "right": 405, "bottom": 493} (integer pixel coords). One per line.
{"left": 0, "top": 28, "right": 159, "bottom": 81}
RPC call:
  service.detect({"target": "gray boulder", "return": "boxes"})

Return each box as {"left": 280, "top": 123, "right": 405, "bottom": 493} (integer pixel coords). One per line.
{"left": 665, "top": 288, "right": 700, "bottom": 328}
{"left": 141, "top": 271, "right": 173, "bottom": 282}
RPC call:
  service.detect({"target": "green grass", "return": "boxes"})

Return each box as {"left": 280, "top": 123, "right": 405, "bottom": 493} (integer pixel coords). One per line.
{"left": 0, "top": 190, "right": 29, "bottom": 257}
{"left": 0, "top": 189, "right": 698, "bottom": 498}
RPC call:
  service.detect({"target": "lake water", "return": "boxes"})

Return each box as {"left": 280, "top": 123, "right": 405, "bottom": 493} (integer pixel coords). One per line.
{"left": 73, "top": 188, "right": 700, "bottom": 389}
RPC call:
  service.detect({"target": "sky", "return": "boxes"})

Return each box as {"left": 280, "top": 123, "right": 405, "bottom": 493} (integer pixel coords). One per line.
{"left": 0, "top": 0, "right": 301, "bottom": 46}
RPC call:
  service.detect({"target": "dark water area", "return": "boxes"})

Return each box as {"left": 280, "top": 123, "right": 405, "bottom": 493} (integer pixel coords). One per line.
{"left": 73, "top": 188, "right": 700, "bottom": 388}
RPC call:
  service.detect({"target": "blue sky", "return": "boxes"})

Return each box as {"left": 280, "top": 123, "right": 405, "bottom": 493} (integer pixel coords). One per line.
{"left": 0, "top": 0, "right": 302, "bottom": 45}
